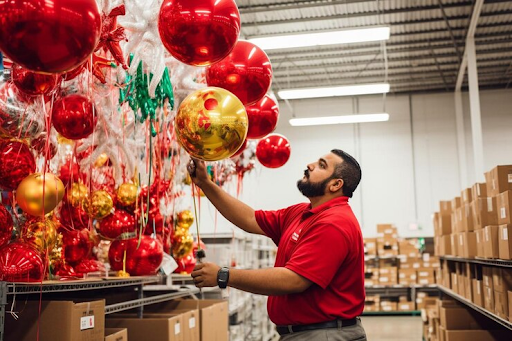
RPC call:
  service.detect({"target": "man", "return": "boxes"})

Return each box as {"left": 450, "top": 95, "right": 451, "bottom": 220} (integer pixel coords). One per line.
{"left": 189, "top": 149, "right": 366, "bottom": 341}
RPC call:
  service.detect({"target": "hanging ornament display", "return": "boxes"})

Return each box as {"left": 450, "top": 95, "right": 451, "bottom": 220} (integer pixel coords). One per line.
{"left": 0, "top": 141, "right": 36, "bottom": 191}
{"left": 52, "top": 95, "right": 98, "bottom": 140}
{"left": 108, "top": 236, "right": 163, "bottom": 276}
{"left": 256, "top": 134, "right": 291, "bottom": 169}
{"left": 16, "top": 173, "right": 65, "bottom": 216}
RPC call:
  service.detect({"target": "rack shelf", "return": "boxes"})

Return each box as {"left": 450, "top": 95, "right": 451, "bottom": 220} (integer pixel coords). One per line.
{"left": 439, "top": 256, "right": 512, "bottom": 268}
{"left": 438, "top": 285, "right": 512, "bottom": 331}
{"left": 362, "top": 310, "right": 421, "bottom": 316}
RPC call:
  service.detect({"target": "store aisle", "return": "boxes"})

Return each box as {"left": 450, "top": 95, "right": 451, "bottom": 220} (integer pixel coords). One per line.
{"left": 360, "top": 316, "right": 423, "bottom": 341}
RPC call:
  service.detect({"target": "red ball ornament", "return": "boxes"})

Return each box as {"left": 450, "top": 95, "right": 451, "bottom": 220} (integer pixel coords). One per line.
{"left": 256, "top": 134, "right": 291, "bottom": 169}
{"left": 98, "top": 209, "right": 136, "bottom": 239}
{"left": 108, "top": 236, "right": 163, "bottom": 276}
{"left": 58, "top": 203, "right": 89, "bottom": 232}
{"left": 0, "top": 242, "right": 44, "bottom": 282}
{"left": 74, "top": 259, "right": 106, "bottom": 274}
{"left": 206, "top": 41, "right": 272, "bottom": 105}
{"left": 0, "top": 205, "right": 13, "bottom": 247}
{"left": 246, "top": 95, "right": 279, "bottom": 139}
{"left": 158, "top": 0, "right": 241, "bottom": 66}
{"left": 0, "top": 0, "right": 101, "bottom": 73}
{"left": 174, "top": 253, "right": 196, "bottom": 274}
{"left": 52, "top": 95, "right": 98, "bottom": 140}
{"left": 12, "top": 64, "right": 61, "bottom": 96}
{"left": 0, "top": 141, "right": 36, "bottom": 191}
{"left": 62, "top": 230, "right": 92, "bottom": 264}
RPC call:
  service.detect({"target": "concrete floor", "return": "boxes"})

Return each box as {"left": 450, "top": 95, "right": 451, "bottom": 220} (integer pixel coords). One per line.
{"left": 360, "top": 316, "right": 423, "bottom": 341}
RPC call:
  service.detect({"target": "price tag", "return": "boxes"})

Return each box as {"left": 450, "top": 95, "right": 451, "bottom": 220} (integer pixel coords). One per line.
{"left": 160, "top": 253, "right": 178, "bottom": 275}
{"left": 175, "top": 322, "right": 181, "bottom": 335}
{"left": 80, "top": 316, "right": 94, "bottom": 330}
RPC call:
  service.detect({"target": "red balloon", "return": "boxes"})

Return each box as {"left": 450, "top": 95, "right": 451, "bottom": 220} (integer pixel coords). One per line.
{"left": 0, "top": 140, "right": 36, "bottom": 190}
{"left": 74, "top": 259, "right": 106, "bottom": 274}
{"left": 158, "top": 0, "right": 241, "bottom": 66}
{"left": 62, "top": 62, "right": 87, "bottom": 81}
{"left": 108, "top": 236, "right": 163, "bottom": 276}
{"left": 246, "top": 95, "right": 279, "bottom": 139}
{"left": 256, "top": 134, "right": 291, "bottom": 168}
{"left": 59, "top": 160, "right": 85, "bottom": 185}
{"left": 12, "top": 64, "right": 61, "bottom": 96}
{"left": 0, "top": 205, "right": 13, "bottom": 247}
{"left": 0, "top": 0, "right": 101, "bottom": 73}
{"left": 0, "top": 242, "right": 44, "bottom": 282}
{"left": 206, "top": 41, "right": 272, "bottom": 105}
{"left": 62, "top": 230, "right": 92, "bottom": 264}
{"left": 174, "top": 253, "right": 196, "bottom": 274}
{"left": 52, "top": 95, "right": 98, "bottom": 140}
{"left": 58, "top": 203, "right": 90, "bottom": 232}
{"left": 98, "top": 209, "right": 136, "bottom": 239}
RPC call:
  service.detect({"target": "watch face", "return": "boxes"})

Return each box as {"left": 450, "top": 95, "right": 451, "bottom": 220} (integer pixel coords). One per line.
{"left": 218, "top": 268, "right": 229, "bottom": 288}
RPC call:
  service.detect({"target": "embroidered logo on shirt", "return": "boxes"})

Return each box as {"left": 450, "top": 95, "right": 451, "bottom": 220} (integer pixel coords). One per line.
{"left": 291, "top": 228, "right": 302, "bottom": 242}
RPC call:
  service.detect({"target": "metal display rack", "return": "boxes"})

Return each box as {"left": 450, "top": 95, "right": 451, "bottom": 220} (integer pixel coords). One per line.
{"left": 439, "top": 255, "right": 512, "bottom": 268}
{"left": 438, "top": 285, "right": 512, "bottom": 331}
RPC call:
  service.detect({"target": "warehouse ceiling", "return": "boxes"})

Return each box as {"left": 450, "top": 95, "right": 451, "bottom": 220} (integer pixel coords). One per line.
{"left": 237, "top": 0, "right": 512, "bottom": 95}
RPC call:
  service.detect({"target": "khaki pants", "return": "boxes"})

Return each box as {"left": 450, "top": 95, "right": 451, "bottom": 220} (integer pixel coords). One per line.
{"left": 279, "top": 318, "right": 366, "bottom": 341}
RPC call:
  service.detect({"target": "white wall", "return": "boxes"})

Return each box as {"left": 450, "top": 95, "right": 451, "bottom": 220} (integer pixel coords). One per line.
{"left": 197, "top": 88, "right": 512, "bottom": 238}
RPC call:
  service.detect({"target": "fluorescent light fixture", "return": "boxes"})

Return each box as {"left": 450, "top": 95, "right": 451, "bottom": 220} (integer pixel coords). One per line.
{"left": 278, "top": 83, "right": 390, "bottom": 100}
{"left": 289, "top": 113, "right": 389, "bottom": 126}
{"left": 249, "top": 26, "right": 390, "bottom": 50}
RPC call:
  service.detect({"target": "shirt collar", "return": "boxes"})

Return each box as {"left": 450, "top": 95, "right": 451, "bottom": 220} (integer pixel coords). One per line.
{"left": 302, "top": 196, "right": 349, "bottom": 219}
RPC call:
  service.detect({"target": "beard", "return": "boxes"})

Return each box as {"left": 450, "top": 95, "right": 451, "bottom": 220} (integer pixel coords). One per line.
{"left": 297, "top": 171, "right": 333, "bottom": 198}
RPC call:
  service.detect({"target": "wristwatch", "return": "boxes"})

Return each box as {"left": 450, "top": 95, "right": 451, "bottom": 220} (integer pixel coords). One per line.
{"left": 217, "top": 267, "right": 230, "bottom": 289}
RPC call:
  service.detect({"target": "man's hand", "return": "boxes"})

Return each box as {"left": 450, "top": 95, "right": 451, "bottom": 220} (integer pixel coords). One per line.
{"left": 191, "top": 262, "right": 221, "bottom": 288}
{"left": 187, "top": 159, "right": 210, "bottom": 188}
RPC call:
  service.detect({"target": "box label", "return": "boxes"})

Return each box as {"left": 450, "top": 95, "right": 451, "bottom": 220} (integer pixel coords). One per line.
{"left": 487, "top": 197, "right": 493, "bottom": 212}
{"left": 189, "top": 317, "right": 196, "bottom": 329}
{"left": 477, "top": 285, "right": 480, "bottom": 294}
{"left": 501, "top": 207, "right": 506, "bottom": 219}
{"left": 477, "top": 185, "right": 481, "bottom": 196}
{"left": 459, "top": 234, "right": 463, "bottom": 245}
{"left": 476, "top": 232, "right": 480, "bottom": 242}
{"left": 175, "top": 322, "right": 180, "bottom": 335}
{"left": 80, "top": 316, "right": 94, "bottom": 331}
{"left": 161, "top": 253, "right": 178, "bottom": 275}
{"left": 508, "top": 174, "right": 512, "bottom": 183}
{"left": 486, "top": 228, "right": 490, "bottom": 241}
{"left": 504, "top": 228, "right": 508, "bottom": 240}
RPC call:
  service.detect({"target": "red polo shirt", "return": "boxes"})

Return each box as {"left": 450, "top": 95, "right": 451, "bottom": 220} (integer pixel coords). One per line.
{"left": 255, "top": 196, "right": 365, "bottom": 325}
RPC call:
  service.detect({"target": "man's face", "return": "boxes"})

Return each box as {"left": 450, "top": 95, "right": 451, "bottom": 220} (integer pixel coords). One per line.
{"left": 297, "top": 153, "right": 343, "bottom": 198}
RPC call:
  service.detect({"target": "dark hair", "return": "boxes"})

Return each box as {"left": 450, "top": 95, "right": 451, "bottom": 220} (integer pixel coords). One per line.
{"left": 330, "top": 149, "right": 362, "bottom": 198}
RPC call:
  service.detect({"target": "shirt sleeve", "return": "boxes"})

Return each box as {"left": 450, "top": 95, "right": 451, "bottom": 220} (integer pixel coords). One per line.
{"left": 285, "top": 223, "right": 349, "bottom": 289}
{"left": 255, "top": 209, "right": 288, "bottom": 245}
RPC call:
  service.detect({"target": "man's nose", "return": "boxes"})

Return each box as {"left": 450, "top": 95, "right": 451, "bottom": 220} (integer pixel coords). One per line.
{"left": 307, "top": 163, "right": 314, "bottom": 171}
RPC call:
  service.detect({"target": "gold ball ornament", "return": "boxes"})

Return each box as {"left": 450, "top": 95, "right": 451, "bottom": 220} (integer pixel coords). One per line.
{"left": 21, "top": 218, "right": 58, "bottom": 253}
{"left": 176, "top": 210, "right": 194, "bottom": 229}
{"left": 94, "top": 153, "right": 109, "bottom": 168}
{"left": 175, "top": 87, "right": 248, "bottom": 161}
{"left": 85, "top": 190, "right": 114, "bottom": 219}
{"left": 117, "top": 183, "right": 138, "bottom": 206}
{"left": 67, "top": 182, "right": 89, "bottom": 208}
{"left": 172, "top": 228, "right": 194, "bottom": 259}
{"left": 16, "top": 173, "right": 65, "bottom": 216}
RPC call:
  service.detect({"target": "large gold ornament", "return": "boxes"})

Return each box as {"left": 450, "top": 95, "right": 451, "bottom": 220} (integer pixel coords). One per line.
{"left": 85, "top": 190, "right": 114, "bottom": 219}
{"left": 21, "top": 218, "right": 58, "bottom": 253}
{"left": 117, "top": 183, "right": 138, "bottom": 206}
{"left": 175, "top": 87, "right": 248, "bottom": 161}
{"left": 16, "top": 173, "right": 65, "bottom": 216}
{"left": 67, "top": 182, "right": 89, "bottom": 208}
{"left": 172, "top": 228, "right": 194, "bottom": 259}
{"left": 176, "top": 210, "right": 194, "bottom": 229}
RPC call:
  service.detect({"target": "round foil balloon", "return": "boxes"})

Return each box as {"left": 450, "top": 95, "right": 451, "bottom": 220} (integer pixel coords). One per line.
{"left": 0, "top": 81, "right": 45, "bottom": 139}
{"left": 172, "top": 228, "right": 194, "bottom": 259}
{"left": 256, "top": 134, "right": 291, "bottom": 168}
{"left": 16, "top": 173, "right": 65, "bottom": 216}
{"left": 0, "top": 243, "right": 44, "bottom": 282}
{"left": 108, "top": 236, "right": 164, "bottom": 276}
{"left": 67, "top": 182, "right": 89, "bottom": 208}
{"left": 85, "top": 190, "right": 114, "bottom": 220}
{"left": 175, "top": 253, "right": 196, "bottom": 274}
{"left": 246, "top": 95, "right": 279, "bottom": 139}
{"left": 21, "top": 218, "right": 58, "bottom": 253}
{"left": 0, "top": 0, "right": 101, "bottom": 73}
{"left": 206, "top": 41, "right": 272, "bottom": 105}
{"left": 12, "top": 64, "right": 61, "bottom": 96}
{"left": 0, "top": 141, "right": 36, "bottom": 191}
{"left": 176, "top": 210, "right": 194, "bottom": 229}
{"left": 158, "top": 0, "right": 241, "bottom": 66}
{"left": 175, "top": 87, "right": 248, "bottom": 161}
{"left": 0, "top": 205, "right": 13, "bottom": 247}
{"left": 116, "top": 183, "right": 138, "bottom": 207}
{"left": 62, "top": 230, "right": 92, "bottom": 264}
{"left": 58, "top": 203, "right": 89, "bottom": 231}
{"left": 52, "top": 95, "right": 97, "bottom": 140}
{"left": 98, "top": 209, "right": 136, "bottom": 240}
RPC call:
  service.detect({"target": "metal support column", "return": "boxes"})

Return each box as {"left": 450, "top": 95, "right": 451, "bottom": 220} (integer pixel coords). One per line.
{"left": 137, "top": 283, "right": 144, "bottom": 318}
{"left": 454, "top": 90, "right": 468, "bottom": 187}
{"left": 0, "top": 282, "right": 7, "bottom": 341}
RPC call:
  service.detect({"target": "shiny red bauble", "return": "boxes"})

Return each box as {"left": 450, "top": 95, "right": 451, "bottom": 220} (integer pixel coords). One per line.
{"left": 0, "top": 0, "right": 101, "bottom": 73}
{"left": 0, "top": 140, "right": 36, "bottom": 190}
{"left": 52, "top": 95, "right": 98, "bottom": 140}
{"left": 206, "top": 41, "right": 272, "bottom": 105}
{"left": 246, "top": 95, "right": 279, "bottom": 139}
{"left": 0, "top": 205, "right": 13, "bottom": 247}
{"left": 256, "top": 134, "right": 291, "bottom": 169}
{"left": 58, "top": 203, "right": 90, "bottom": 232}
{"left": 98, "top": 209, "right": 136, "bottom": 239}
{"left": 0, "top": 242, "right": 44, "bottom": 282}
{"left": 108, "top": 236, "right": 163, "bottom": 276}
{"left": 158, "top": 0, "right": 241, "bottom": 66}
{"left": 62, "top": 230, "right": 92, "bottom": 264}
{"left": 12, "top": 64, "right": 61, "bottom": 96}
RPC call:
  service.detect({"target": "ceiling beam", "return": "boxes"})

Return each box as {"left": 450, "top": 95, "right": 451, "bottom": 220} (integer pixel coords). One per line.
{"left": 238, "top": 0, "right": 373, "bottom": 14}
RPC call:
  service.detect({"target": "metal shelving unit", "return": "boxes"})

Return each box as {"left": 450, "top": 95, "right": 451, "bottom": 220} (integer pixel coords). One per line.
{"left": 439, "top": 256, "right": 512, "bottom": 268}
{"left": 438, "top": 285, "right": 512, "bottom": 331}
{"left": 364, "top": 284, "right": 438, "bottom": 315}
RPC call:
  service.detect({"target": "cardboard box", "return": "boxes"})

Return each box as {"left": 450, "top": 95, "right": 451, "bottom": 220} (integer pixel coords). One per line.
{"left": 399, "top": 268, "right": 417, "bottom": 285}
{"left": 450, "top": 233, "right": 459, "bottom": 257}
{"left": 417, "top": 269, "right": 435, "bottom": 285}
{"left": 5, "top": 299, "right": 105, "bottom": 341}
{"left": 471, "top": 183, "right": 487, "bottom": 200}
{"left": 471, "top": 197, "right": 498, "bottom": 230}
{"left": 452, "top": 197, "right": 462, "bottom": 211}
{"left": 483, "top": 266, "right": 493, "bottom": 289}
{"left": 377, "top": 238, "right": 398, "bottom": 257}
{"left": 364, "top": 238, "right": 377, "bottom": 255}
{"left": 440, "top": 201, "right": 452, "bottom": 216}
{"left": 451, "top": 272, "right": 458, "bottom": 293}
{"left": 459, "top": 232, "right": 477, "bottom": 258}
{"left": 378, "top": 267, "right": 398, "bottom": 285}
{"left": 142, "top": 311, "right": 200, "bottom": 341}
{"left": 494, "top": 290, "right": 509, "bottom": 318}
{"left": 399, "top": 239, "right": 420, "bottom": 257}
{"left": 444, "top": 330, "right": 509, "bottom": 341}
{"left": 492, "top": 268, "right": 512, "bottom": 293}
{"left": 380, "top": 301, "right": 397, "bottom": 312}
{"left": 439, "top": 307, "right": 483, "bottom": 329}
{"left": 461, "top": 188, "right": 472, "bottom": 205}
{"left": 105, "top": 328, "right": 128, "bottom": 341}
{"left": 377, "top": 224, "right": 396, "bottom": 234}
{"left": 455, "top": 207, "right": 465, "bottom": 233}
{"left": 509, "top": 291, "right": 512, "bottom": 322}
{"left": 475, "top": 229, "right": 485, "bottom": 258}
{"left": 497, "top": 191, "right": 512, "bottom": 225}
{"left": 438, "top": 215, "right": 452, "bottom": 236}
{"left": 440, "top": 235, "right": 452, "bottom": 256}
{"left": 472, "top": 279, "right": 484, "bottom": 307}
{"left": 485, "top": 165, "right": 512, "bottom": 197}
{"left": 483, "top": 225, "right": 500, "bottom": 259}
{"left": 499, "top": 224, "right": 512, "bottom": 259}
{"left": 484, "top": 286, "right": 494, "bottom": 312}
{"left": 398, "top": 301, "right": 415, "bottom": 311}
{"left": 106, "top": 315, "right": 183, "bottom": 341}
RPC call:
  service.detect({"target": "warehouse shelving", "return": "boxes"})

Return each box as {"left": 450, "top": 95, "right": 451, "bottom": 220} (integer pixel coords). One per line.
{"left": 440, "top": 255, "right": 512, "bottom": 268}
{"left": 364, "top": 284, "right": 438, "bottom": 315}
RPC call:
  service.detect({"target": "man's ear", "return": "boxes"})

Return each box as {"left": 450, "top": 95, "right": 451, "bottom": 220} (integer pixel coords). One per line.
{"left": 329, "top": 179, "right": 344, "bottom": 193}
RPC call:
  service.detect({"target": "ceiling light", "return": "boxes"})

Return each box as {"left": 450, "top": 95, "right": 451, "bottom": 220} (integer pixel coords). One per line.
{"left": 278, "top": 83, "right": 390, "bottom": 100}
{"left": 289, "top": 113, "right": 389, "bottom": 126}
{"left": 249, "top": 26, "right": 390, "bottom": 50}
